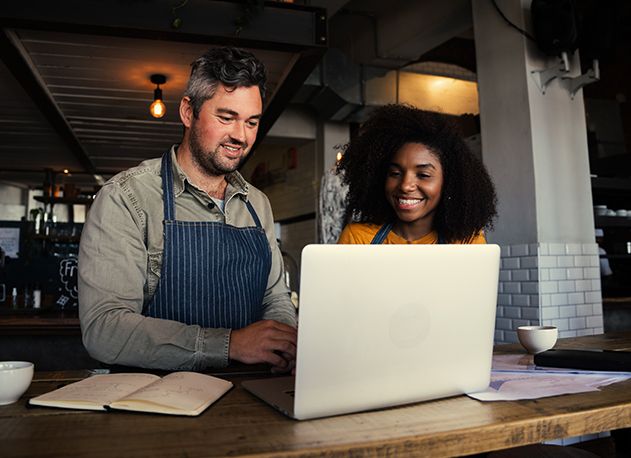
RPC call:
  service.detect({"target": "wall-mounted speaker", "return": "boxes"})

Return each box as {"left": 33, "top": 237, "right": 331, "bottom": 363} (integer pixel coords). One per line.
{"left": 531, "top": 0, "right": 579, "bottom": 56}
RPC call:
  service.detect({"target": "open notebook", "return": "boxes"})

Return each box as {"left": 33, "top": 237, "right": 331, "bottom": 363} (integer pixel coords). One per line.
{"left": 29, "top": 372, "right": 232, "bottom": 416}
{"left": 243, "top": 244, "right": 500, "bottom": 420}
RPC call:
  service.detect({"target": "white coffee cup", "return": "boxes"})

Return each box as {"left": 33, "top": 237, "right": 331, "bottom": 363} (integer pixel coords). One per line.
{"left": 517, "top": 326, "right": 558, "bottom": 354}
{"left": 0, "top": 361, "right": 34, "bottom": 405}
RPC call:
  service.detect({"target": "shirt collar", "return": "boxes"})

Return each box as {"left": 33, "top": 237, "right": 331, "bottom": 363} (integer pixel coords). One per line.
{"left": 169, "top": 144, "right": 250, "bottom": 200}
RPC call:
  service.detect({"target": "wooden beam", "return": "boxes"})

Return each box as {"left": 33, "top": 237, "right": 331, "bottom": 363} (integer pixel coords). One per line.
{"left": 255, "top": 48, "right": 325, "bottom": 148}
{"left": 0, "top": 0, "right": 327, "bottom": 52}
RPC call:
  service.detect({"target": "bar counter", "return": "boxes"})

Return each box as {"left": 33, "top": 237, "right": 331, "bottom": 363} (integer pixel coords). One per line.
{"left": 0, "top": 309, "right": 97, "bottom": 370}
{"left": 2, "top": 333, "right": 631, "bottom": 457}
{"left": 0, "top": 309, "right": 80, "bottom": 335}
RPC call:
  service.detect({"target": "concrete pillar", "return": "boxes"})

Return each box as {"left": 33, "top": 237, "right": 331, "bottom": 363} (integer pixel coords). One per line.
{"left": 473, "top": 0, "right": 602, "bottom": 343}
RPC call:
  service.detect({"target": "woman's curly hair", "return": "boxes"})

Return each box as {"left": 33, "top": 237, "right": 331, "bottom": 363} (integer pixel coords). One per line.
{"left": 337, "top": 104, "right": 497, "bottom": 243}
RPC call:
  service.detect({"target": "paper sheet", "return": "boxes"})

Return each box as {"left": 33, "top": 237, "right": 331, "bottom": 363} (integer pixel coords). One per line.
{"left": 0, "top": 227, "right": 20, "bottom": 258}
{"left": 467, "top": 354, "right": 631, "bottom": 401}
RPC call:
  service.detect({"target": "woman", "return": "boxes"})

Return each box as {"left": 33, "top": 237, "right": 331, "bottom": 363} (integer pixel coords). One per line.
{"left": 337, "top": 104, "right": 497, "bottom": 245}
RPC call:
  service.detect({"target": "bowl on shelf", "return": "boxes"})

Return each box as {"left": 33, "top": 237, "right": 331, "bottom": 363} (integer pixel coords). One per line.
{"left": 594, "top": 205, "right": 608, "bottom": 216}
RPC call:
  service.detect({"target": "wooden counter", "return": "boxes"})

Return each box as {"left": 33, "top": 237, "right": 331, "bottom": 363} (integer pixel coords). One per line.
{"left": 0, "top": 309, "right": 80, "bottom": 335}
{"left": 0, "top": 309, "right": 95, "bottom": 370}
{"left": 2, "top": 333, "right": 631, "bottom": 457}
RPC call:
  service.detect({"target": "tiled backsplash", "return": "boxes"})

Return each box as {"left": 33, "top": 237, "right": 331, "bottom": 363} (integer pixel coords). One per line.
{"left": 495, "top": 242, "right": 604, "bottom": 343}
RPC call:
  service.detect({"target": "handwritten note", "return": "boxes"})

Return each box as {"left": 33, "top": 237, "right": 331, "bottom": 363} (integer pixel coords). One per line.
{"left": 33, "top": 373, "right": 160, "bottom": 407}
{"left": 118, "top": 372, "right": 226, "bottom": 412}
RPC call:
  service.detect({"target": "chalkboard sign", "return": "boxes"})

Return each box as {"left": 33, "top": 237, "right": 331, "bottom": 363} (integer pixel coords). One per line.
{"left": 56, "top": 256, "right": 78, "bottom": 309}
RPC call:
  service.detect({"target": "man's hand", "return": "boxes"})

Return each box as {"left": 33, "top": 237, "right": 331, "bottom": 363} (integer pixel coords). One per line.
{"left": 229, "top": 320, "right": 297, "bottom": 372}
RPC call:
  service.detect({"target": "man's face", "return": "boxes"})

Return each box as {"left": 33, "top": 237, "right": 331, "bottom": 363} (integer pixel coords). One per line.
{"left": 186, "top": 84, "right": 262, "bottom": 176}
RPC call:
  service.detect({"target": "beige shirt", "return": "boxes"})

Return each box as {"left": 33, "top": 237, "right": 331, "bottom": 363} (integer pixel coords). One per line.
{"left": 78, "top": 146, "right": 296, "bottom": 370}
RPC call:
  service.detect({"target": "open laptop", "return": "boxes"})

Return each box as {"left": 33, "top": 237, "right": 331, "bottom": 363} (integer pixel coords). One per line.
{"left": 242, "top": 243, "right": 500, "bottom": 420}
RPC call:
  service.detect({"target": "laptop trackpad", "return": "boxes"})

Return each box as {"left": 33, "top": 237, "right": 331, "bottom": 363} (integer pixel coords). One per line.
{"left": 242, "top": 376, "right": 296, "bottom": 418}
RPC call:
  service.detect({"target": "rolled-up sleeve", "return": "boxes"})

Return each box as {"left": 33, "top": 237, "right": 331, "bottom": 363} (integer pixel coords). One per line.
{"left": 78, "top": 182, "right": 230, "bottom": 370}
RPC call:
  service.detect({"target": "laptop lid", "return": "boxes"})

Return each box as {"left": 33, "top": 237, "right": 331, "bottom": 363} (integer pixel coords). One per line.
{"left": 291, "top": 243, "right": 500, "bottom": 420}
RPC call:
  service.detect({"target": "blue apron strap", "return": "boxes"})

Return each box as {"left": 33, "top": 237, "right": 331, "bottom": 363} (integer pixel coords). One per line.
{"left": 244, "top": 200, "right": 263, "bottom": 229}
{"left": 371, "top": 223, "right": 393, "bottom": 244}
{"left": 161, "top": 152, "right": 175, "bottom": 221}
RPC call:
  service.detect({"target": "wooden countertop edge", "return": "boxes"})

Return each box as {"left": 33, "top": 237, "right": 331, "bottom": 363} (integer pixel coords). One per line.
{"left": 233, "top": 401, "right": 631, "bottom": 458}
{"left": 0, "top": 313, "right": 81, "bottom": 335}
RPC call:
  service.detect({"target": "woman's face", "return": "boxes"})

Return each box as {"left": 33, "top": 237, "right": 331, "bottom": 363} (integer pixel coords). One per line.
{"left": 384, "top": 142, "right": 444, "bottom": 234}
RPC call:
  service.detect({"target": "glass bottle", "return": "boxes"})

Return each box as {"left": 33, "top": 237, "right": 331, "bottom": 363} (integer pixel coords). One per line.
{"left": 33, "top": 283, "right": 42, "bottom": 309}
{"left": 11, "top": 287, "right": 18, "bottom": 309}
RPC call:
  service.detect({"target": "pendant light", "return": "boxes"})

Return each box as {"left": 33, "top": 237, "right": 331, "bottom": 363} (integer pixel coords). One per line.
{"left": 149, "top": 74, "right": 167, "bottom": 118}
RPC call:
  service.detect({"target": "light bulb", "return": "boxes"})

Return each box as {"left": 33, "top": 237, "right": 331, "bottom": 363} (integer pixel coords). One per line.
{"left": 149, "top": 75, "right": 167, "bottom": 118}
{"left": 150, "top": 99, "right": 166, "bottom": 118}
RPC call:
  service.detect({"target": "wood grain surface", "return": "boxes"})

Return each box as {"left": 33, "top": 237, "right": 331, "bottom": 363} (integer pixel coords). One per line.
{"left": 3, "top": 333, "right": 631, "bottom": 457}
{"left": 0, "top": 311, "right": 81, "bottom": 335}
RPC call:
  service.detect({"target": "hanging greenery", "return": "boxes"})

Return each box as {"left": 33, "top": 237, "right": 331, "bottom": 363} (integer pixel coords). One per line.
{"left": 171, "top": 0, "right": 188, "bottom": 29}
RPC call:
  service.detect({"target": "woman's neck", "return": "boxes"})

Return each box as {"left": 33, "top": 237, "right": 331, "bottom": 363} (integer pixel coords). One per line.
{"left": 391, "top": 220, "right": 434, "bottom": 242}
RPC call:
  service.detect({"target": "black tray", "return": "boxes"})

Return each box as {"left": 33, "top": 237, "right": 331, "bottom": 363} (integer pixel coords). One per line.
{"left": 534, "top": 349, "right": 631, "bottom": 372}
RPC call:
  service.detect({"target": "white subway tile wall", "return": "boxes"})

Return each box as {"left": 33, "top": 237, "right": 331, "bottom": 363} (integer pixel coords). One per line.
{"left": 498, "top": 244, "right": 607, "bottom": 447}
{"left": 495, "top": 243, "right": 604, "bottom": 343}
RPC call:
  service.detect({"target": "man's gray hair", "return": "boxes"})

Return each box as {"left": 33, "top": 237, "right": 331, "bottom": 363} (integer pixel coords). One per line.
{"left": 184, "top": 47, "right": 267, "bottom": 118}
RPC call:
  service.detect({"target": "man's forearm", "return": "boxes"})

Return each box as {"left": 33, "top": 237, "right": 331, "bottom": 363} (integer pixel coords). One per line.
{"left": 261, "top": 293, "right": 297, "bottom": 328}
{"left": 80, "top": 304, "right": 230, "bottom": 369}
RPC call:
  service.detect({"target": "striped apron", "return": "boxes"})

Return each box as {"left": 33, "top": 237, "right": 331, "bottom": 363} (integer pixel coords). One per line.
{"left": 143, "top": 152, "right": 271, "bottom": 329}
{"left": 370, "top": 222, "right": 445, "bottom": 244}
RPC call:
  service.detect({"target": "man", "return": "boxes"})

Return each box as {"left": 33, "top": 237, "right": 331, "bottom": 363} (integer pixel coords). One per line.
{"left": 78, "top": 47, "right": 297, "bottom": 371}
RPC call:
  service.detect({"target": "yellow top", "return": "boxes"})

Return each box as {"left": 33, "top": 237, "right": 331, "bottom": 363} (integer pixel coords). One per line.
{"left": 337, "top": 223, "right": 486, "bottom": 245}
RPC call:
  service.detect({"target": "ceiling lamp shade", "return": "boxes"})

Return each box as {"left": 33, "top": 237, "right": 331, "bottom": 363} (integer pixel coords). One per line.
{"left": 149, "top": 74, "right": 167, "bottom": 118}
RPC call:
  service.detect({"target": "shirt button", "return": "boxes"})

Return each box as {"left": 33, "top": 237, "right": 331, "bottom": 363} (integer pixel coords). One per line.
{"left": 208, "top": 202, "right": 215, "bottom": 209}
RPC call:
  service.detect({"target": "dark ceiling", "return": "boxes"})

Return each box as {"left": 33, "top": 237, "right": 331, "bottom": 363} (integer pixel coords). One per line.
{"left": 0, "top": 0, "right": 326, "bottom": 189}
{"left": 1, "top": 0, "right": 629, "bottom": 191}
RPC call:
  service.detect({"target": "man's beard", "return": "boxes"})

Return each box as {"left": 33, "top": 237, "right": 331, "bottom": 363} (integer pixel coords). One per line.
{"left": 188, "top": 123, "right": 246, "bottom": 176}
